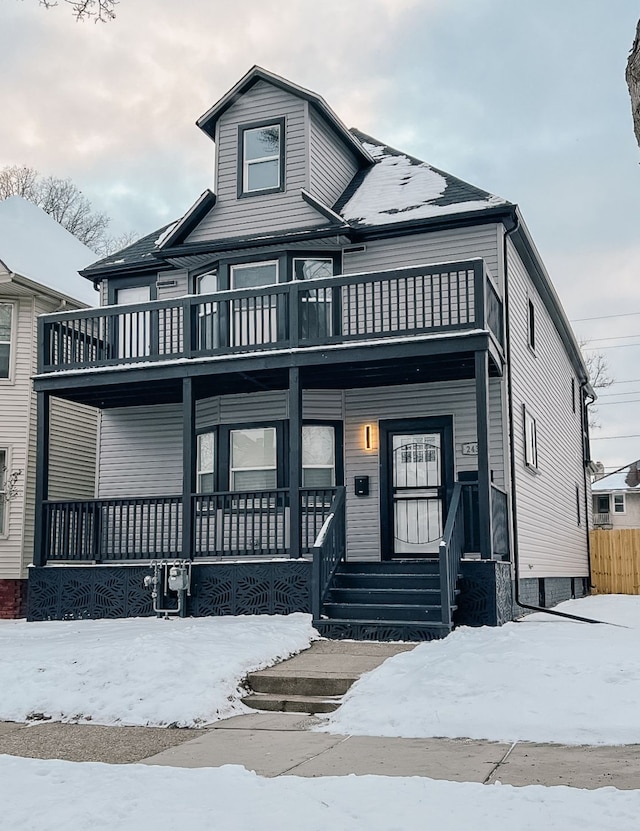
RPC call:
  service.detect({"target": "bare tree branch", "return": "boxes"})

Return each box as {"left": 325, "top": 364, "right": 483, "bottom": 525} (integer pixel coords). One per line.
{"left": 626, "top": 19, "right": 640, "bottom": 150}
{"left": 580, "top": 341, "right": 614, "bottom": 430}
{"left": 39, "top": 0, "right": 117, "bottom": 22}
{"left": 1, "top": 164, "right": 117, "bottom": 252}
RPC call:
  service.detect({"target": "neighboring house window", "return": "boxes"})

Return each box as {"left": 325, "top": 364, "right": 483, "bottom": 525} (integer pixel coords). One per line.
{"left": 613, "top": 494, "right": 625, "bottom": 514}
{"left": 596, "top": 494, "right": 610, "bottom": 514}
{"left": 230, "top": 427, "right": 277, "bottom": 491}
{"left": 293, "top": 258, "right": 334, "bottom": 340}
{"left": 0, "top": 449, "right": 6, "bottom": 534}
{"left": 240, "top": 122, "right": 284, "bottom": 195}
{"left": 302, "top": 425, "right": 336, "bottom": 487}
{"left": 196, "top": 432, "right": 216, "bottom": 493}
{"left": 527, "top": 299, "right": 536, "bottom": 351}
{"left": 524, "top": 408, "right": 538, "bottom": 469}
{"left": 0, "top": 303, "right": 13, "bottom": 379}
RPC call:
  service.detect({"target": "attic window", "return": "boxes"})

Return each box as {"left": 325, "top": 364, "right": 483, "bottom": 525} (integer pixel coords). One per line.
{"left": 240, "top": 120, "right": 284, "bottom": 196}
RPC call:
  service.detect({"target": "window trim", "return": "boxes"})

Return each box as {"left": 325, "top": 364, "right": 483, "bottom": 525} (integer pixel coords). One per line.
{"left": 196, "top": 430, "right": 216, "bottom": 494}
{"left": 0, "top": 302, "right": 15, "bottom": 383}
{"left": 576, "top": 484, "right": 581, "bottom": 526}
{"left": 301, "top": 421, "right": 343, "bottom": 489}
{"left": 523, "top": 406, "right": 538, "bottom": 471}
{"left": 613, "top": 493, "right": 626, "bottom": 514}
{"left": 596, "top": 494, "right": 610, "bottom": 514}
{"left": 237, "top": 118, "right": 286, "bottom": 198}
{"left": 107, "top": 275, "right": 158, "bottom": 306}
{"left": 229, "top": 260, "right": 280, "bottom": 290}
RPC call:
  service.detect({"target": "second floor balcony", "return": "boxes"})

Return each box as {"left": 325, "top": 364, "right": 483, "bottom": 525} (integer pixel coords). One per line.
{"left": 38, "top": 259, "right": 503, "bottom": 374}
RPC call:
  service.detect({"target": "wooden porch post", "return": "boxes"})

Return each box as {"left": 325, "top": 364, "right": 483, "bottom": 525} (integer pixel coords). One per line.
{"left": 182, "top": 377, "right": 196, "bottom": 560}
{"left": 288, "top": 366, "right": 302, "bottom": 558}
{"left": 33, "top": 391, "right": 50, "bottom": 567}
{"left": 475, "top": 349, "right": 493, "bottom": 559}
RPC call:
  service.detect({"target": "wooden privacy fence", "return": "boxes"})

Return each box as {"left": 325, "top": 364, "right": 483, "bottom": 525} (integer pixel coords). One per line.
{"left": 590, "top": 529, "right": 640, "bottom": 594}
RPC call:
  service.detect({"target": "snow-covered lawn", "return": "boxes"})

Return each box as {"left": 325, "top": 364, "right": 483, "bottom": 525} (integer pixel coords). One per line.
{"left": 0, "top": 614, "right": 316, "bottom": 727}
{"left": 324, "top": 595, "right": 640, "bottom": 745}
{"left": 2, "top": 756, "right": 639, "bottom": 831}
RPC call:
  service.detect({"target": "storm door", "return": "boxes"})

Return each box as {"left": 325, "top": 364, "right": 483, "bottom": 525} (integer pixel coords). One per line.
{"left": 381, "top": 418, "right": 454, "bottom": 558}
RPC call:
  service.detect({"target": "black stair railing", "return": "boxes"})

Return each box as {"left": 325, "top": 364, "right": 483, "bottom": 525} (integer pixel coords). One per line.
{"left": 311, "top": 486, "right": 346, "bottom": 620}
{"left": 438, "top": 482, "right": 467, "bottom": 627}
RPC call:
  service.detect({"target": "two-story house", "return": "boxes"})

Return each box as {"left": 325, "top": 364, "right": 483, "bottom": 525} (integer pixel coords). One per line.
{"left": 0, "top": 196, "right": 99, "bottom": 618}
{"left": 28, "top": 67, "right": 593, "bottom": 639}
{"left": 592, "top": 461, "right": 640, "bottom": 530}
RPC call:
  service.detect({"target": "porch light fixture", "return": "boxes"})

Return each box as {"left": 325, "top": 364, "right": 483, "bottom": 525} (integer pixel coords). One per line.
{"left": 364, "top": 424, "right": 374, "bottom": 451}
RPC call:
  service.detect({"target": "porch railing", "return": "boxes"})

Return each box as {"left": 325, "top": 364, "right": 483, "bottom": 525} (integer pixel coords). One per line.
{"left": 311, "top": 487, "right": 346, "bottom": 620}
{"left": 41, "top": 488, "right": 339, "bottom": 563}
{"left": 38, "top": 259, "right": 502, "bottom": 373}
{"left": 490, "top": 483, "right": 510, "bottom": 558}
{"left": 439, "top": 482, "right": 468, "bottom": 627}
{"left": 43, "top": 496, "right": 182, "bottom": 562}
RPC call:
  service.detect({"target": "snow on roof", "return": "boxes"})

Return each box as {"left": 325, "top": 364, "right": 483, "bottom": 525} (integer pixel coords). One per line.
{"left": 592, "top": 461, "right": 640, "bottom": 491}
{"left": 0, "top": 196, "right": 98, "bottom": 306}
{"left": 340, "top": 134, "right": 509, "bottom": 227}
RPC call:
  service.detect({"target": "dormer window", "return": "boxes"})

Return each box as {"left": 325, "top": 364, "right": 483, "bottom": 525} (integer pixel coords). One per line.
{"left": 239, "top": 120, "right": 285, "bottom": 196}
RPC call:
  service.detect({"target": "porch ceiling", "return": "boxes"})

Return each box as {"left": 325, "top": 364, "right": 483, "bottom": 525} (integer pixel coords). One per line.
{"left": 47, "top": 350, "right": 500, "bottom": 409}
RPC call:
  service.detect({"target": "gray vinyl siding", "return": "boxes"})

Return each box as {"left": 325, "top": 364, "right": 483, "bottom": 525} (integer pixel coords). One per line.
{"left": 342, "top": 225, "right": 502, "bottom": 288}
{"left": 507, "top": 238, "right": 588, "bottom": 577}
{"left": 157, "top": 270, "right": 189, "bottom": 300}
{"left": 48, "top": 398, "right": 98, "bottom": 500}
{"left": 187, "top": 81, "right": 329, "bottom": 245}
{"left": 308, "top": 107, "right": 359, "bottom": 207}
{"left": 343, "top": 379, "right": 504, "bottom": 562}
{"left": 98, "top": 391, "right": 345, "bottom": 498}
{"left": 98, "top": 404, "right": 183, "bottom": 498}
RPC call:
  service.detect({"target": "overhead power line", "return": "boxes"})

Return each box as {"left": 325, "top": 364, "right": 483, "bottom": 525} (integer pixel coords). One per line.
{"left": 591, "top": 434, "right": 640, "bottom": 440}
{"left": 571, "top": 311, "right": 640, "bottom": 323}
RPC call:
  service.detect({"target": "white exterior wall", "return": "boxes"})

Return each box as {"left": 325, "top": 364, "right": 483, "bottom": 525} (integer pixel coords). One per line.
{"left": 507, "top": 238, "right": 588, "bottom": 578}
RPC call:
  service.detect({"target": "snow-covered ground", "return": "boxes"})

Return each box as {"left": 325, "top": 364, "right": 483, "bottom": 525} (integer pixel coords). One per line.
{"left": 0, "top": 614, "right": 315, "bottom": 727}
{"left": 324, "top": 596, "right": 640, "bottom": 745}
{"left": 2, "top": 756, "right": 639, "bottom": 831}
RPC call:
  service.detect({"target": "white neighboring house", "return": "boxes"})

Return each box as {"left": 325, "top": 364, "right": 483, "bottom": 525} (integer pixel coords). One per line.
{"left": 592, "top": 461, "right": 640, "bottom": 529}
{"left": 0, "top": 196, "right": 99, "bottom": 617}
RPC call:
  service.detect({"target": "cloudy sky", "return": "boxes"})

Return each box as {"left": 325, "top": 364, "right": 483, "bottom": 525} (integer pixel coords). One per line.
{"left": 2, "top": 0, "right": 640, "bottom": 471}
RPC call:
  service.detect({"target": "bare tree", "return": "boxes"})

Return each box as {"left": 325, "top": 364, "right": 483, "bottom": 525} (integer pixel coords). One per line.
{"left": 580, "top": 341, "right": 614, "bottom": 429}
{"left": 39, "top": 0, "right": 117, "bottom": 22}
{"left": 627, "top": 19, "right": 640, "bottom": 149}
{"left": 0, "top": 164, "right": 111, "bottom": 252}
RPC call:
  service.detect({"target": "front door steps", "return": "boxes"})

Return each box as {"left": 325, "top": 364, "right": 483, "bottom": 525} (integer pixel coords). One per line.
{"left": 242, "top": 639, "right": 416, "bottom": 715}
{"left": 313, "top": 560, "right": 459, "bottom": 642}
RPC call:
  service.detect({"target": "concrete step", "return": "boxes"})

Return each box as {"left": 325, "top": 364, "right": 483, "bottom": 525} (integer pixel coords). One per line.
{"left": 242, "top": 692, "right": 343, "bottom": 714}
{"left": 323, "top": 602, "right": 444, "bottom": 622}
{"left": 327, "top": 587, "right": 442, "bottom": 605}
{"left": 246, "top": 672, "right": 357, "bottom": 697}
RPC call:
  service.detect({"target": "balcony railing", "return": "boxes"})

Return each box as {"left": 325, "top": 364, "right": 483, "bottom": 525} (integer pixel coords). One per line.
{"left": 38, "top": 260, "right": 502, "bottom": 373}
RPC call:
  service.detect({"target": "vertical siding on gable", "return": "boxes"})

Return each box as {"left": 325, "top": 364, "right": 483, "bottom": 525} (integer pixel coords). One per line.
{"left": 506, "top": 238, "right": 588, "bottom": 578}
{"left": 343, "top": 379, "right": 505, "bottom": 562}
{"left": 342, "top": 225, "right": 500, "bottom": 282}
{"left": 48, "top": 399, "right": 98, "bottom": 500}
{"left": 187, "top": 80, "right": 329, "bottom": 244}
{"left": 308, "top": 108, "right": 360, "bottom": 208}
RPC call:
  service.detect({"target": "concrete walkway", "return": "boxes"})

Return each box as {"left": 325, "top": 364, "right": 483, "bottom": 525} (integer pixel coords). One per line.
{"left": 1, "top": 714, "right": 639, "bottom": 789}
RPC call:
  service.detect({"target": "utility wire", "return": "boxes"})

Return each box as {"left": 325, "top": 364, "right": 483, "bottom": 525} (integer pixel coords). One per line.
{"left": 591, "top": 434, "right": 640, "bottom": 440}
{"left": 571, "top": 311, "right": 640, "bottom": 323}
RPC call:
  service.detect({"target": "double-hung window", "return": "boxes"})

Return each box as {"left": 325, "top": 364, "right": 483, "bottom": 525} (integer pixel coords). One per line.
{"left": 196, "top": 432, "right": 216, "bottom": 493}
{"left": 241, "top": 122, "right": 283, "bottom": 195}
{"left": 230, "top": 261, "right": 279, "bottom": 346}
{"left": 196, "top": 270, "right": 219, "bottom": 351}
{"left": 0, "top": 303, "right": 13, "bottom": 379}
{"left": 302, "top": 425, "right": 336, "bottom": 487}
{"left": 293, "top": 258, "right": 334, "bottom": 340}
{"left": 230, "top": 427, "right": 277, "bottom": 491}
{"left": 613, "top": 494, "right": 625, "bottom": 514}
{"left": 524, "top": 407, "right": 538, "bottom": 469}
